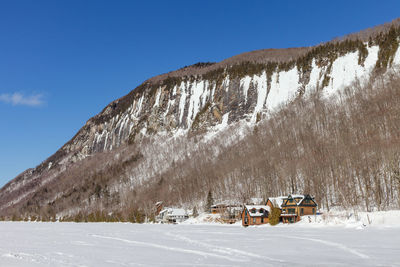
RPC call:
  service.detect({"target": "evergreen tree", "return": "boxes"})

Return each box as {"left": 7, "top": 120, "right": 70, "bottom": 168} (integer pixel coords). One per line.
{"left": 205, "top": 190, "right": 214, "bottom": 213}
{"left": 192, "top": 206, "right": 199, "bottom": 217}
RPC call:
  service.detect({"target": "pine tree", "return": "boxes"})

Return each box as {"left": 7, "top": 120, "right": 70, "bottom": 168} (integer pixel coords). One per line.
{"left": 192, "top": 206, "right": 199, "bottom": 217}
{"left": 205, "top": 190, "right": 214, "bottom": 213}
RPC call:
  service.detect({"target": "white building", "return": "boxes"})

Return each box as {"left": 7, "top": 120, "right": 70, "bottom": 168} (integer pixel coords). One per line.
{"left": 156, "top": 208, "right": 188, "bottom": 223}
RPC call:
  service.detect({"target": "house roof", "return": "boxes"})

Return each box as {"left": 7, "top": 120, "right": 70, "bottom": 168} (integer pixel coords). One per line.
{"left": 291, "top": 194, "right": 306, "bottom": 199}
{"left": 159, "top": 208, "right": 169, "bottom": 214}
{"left": 268, "top": 194, "right": 317, "bottom": 208}
{"left": 298, "top": 194, "right": 318, "bottom": 207}
{"left": 244, "top": 205, "right": 271, "bottom": 217}
{"left": 281, "top": 194, "right": 317, "bottom": 207}
{"left": 267, "top": 196, "right": 287, "bottom": 209}
{"left": 159, "top": 208, "right": 188, "bottom": 216}
{"left": 167, "top": 208, "right": 187, "bottom": 216}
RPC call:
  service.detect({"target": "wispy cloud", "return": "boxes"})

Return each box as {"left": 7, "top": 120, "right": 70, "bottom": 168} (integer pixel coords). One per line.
{"left": 0, "top": 92, "right": 45, "bottom": 107}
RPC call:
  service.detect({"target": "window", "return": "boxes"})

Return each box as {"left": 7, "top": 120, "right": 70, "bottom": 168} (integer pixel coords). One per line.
{"left": 253, "top": 218, "right": 256, "bottom": 224}
{"left": 288, "top": 208, "right": 296, "bottom": 214}
{"left": 250, "top": 208, "right": 256, "bottom": 213}
{"left": 312, "top": 208, "right": 315, "bottom": 214}
{"left": 300, "top": 208, "right": 304, "bottom": 215}
{"left": 261, "top": 217, "right": 264, "bottom": 223}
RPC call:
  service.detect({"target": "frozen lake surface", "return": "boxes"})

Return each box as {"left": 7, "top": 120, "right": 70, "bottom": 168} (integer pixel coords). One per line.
{"left": 0, "top": 222, "right": 399, "bottom": 266}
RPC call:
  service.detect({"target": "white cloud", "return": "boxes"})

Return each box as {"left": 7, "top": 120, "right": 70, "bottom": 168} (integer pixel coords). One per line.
{"left": 0, "top": 92, "right": 45, "bottom": 107}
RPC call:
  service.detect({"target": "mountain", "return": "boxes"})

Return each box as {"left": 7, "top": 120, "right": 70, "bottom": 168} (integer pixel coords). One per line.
{"left": 1, "top": 19, "right": 400, "bottom": 221}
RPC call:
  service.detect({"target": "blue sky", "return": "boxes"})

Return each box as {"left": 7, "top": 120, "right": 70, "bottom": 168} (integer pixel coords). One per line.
{"left": 0, "top": 0, "right": 399, "bottom": 187}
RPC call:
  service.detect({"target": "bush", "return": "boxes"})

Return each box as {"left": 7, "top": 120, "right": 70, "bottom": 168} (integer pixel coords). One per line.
{"left": 269, "top": 208, "right": 281, "bottom": 226}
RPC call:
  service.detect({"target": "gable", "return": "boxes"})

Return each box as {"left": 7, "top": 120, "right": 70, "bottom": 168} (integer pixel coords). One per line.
{"left": 298, "top": 195, "right": 318, "bottom": 207}
{"left": 282, "top": 196, "right": 297, "bottom": 207}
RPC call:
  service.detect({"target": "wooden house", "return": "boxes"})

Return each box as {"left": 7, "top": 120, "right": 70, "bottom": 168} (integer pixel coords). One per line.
{"left": 241, "top": 205, "right": 271, "bottom": 227}
{"left": 280, "top": 194, "right": 317, "bottom": 223}
{"left": 211, "top": 204, "right": 227, "bottom": 214}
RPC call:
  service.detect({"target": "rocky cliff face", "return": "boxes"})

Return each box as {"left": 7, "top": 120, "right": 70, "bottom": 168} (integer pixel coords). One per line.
{"left": 1, "top": 22, "right": 400, "bottom": 216}
{"left": 62, "top": 43, "right": 395, "bottom": 159}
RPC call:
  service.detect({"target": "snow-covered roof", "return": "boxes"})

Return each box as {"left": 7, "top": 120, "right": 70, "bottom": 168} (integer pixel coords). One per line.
{"left": 267, "top": 196, "right": 287, "bottom": 209}
{"left": 268, "top": 194, "right": 307, "bottom": 208}
{"left": 291, "top": 195, "right": 305, "bottom": 200}
{"left": 167, "top": 208, "right": 187, "bottom": 217}
{"left": 245, "top": 205, "right": 271, "bottom": 217}
{"left": 158, "top": 208, "right": 187, "bottom": 216}
{"left": 159, "top": 209, "right": 169, "bottom": 215}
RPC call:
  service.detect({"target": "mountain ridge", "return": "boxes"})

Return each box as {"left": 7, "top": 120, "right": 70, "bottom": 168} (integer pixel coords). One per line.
{"left": 1, "top": 18, "right": 400, "bottom": 220}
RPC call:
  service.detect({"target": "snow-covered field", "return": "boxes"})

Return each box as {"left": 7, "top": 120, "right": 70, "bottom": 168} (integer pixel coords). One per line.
{"left": 0, "top": 222, "right": 399, "bottom": 266}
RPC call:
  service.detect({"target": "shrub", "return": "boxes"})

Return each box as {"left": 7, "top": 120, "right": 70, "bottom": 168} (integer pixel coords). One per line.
{"left": 269, "top": 208, "right": 281, "bottom": 226}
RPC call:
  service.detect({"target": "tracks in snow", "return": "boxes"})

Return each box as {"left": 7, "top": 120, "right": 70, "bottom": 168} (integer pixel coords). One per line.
{"left": 163, "top": 231, "right": 290, "bottom": 264}
{"left": 270, "top": 234, "right": 370, "bottom": 260}
{"left": 0, "top": 248, "right": 82, "bottom": 267}
{"left": 90, "top": 234, "right": 247, "bottom": 263}
{"left": 288, "top": 235, "right": 370, "bottom": 259}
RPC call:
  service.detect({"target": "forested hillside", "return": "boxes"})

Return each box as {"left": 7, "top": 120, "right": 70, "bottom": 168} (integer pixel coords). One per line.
{"left": 1, "top": 19, "right": 400, "bottom": 221}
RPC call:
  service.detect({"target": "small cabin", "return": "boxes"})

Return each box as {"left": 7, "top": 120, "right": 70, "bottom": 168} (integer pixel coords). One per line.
{"left": 241, "top": 205, "right": 271, "bottom": 227}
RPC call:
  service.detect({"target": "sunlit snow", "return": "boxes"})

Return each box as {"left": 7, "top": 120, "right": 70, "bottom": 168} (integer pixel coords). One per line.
{"left": 0, "top": 222, "right": 399, "bottom": 266}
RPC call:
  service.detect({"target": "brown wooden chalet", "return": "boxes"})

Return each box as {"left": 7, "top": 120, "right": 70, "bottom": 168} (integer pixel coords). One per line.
{"left": 265, "top": 194, "right": 318, "bottom": 223}
{"left": 280, "top": 194, "right": 317, "bottom": 223}
{"left": 241, "top": 205, "right": 270, "bottom": 226}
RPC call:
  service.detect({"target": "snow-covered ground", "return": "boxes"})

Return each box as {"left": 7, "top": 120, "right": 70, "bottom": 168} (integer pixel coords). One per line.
{"left": 0, "top": 222, "right": 399, "bottom": 266}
